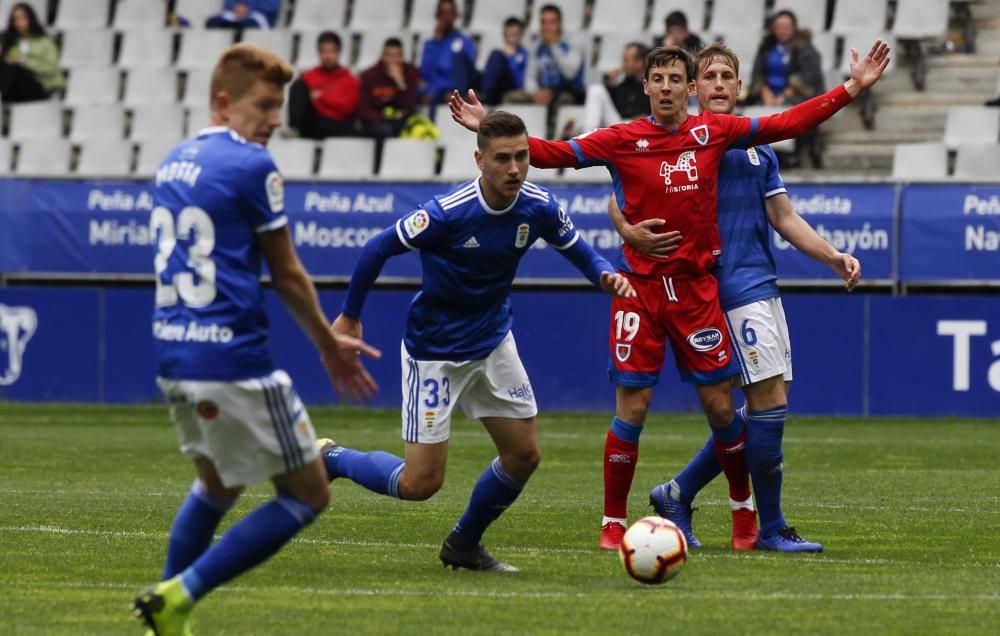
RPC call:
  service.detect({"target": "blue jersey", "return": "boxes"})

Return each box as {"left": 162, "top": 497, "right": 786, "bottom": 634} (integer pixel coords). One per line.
{"left": 395, "top": 179, "right": 579, "bottom": 361}
{"left": 151, "top": 127, "right": 288, "bottom": 381}
{"left": 713, "top": 145, "right": 786, "bottom": 311}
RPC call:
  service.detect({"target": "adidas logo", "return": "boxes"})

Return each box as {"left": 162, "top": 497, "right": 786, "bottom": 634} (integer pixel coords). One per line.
{"left": 462, "top": 236, "right": 480, "bottom": 248}
{"left": 608, "top": 454, "right": 632, "bottom": 463}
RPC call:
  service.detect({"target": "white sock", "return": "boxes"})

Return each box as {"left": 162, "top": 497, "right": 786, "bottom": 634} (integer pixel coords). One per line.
{"left": 668, "top": 479, "right": 683, "bottom": 502}
{"left": 730, "top": 495, "right": 755, "bottom": 511}
{"left": 602, "top": 516, "right": 627, "bottom": 527}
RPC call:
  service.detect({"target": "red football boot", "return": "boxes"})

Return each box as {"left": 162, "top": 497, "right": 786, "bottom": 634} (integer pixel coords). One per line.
{"left": 600, "top": 520, "right": 626, "bottom": 551}
{"left": 731, "top": 508, "right": 758, "bottom": 551}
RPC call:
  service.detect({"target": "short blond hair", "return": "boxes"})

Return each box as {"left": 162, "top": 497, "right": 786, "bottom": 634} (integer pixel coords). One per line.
{"left": 694, "top": 43, "right": 740, "bottom": 79}
{"left": 209, "top": 43, "right": 293, "bottom": 105}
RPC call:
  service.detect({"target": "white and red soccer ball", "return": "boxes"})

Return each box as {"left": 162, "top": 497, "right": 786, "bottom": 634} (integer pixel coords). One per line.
{"left": 619, "top": 516, "right": 688, "bottom": 584}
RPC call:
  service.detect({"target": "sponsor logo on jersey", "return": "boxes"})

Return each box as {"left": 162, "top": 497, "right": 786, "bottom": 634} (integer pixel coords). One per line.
{"left": 462, "top": 236, "right": 480, "bottom": 248}
{"left": 686, "top": 327, "right": 723, "bottom": 352}
{"left": 266, "top": 170, "right": 284, "bottom": 213}
{"left": 0, "top": 304, "right": 37, "bottom": 386}
{"left": 403, "top": 210, "right": 430, "bottom": 238}
{"left": 507, "top": 382, "right": 534, "bottom": 401}
{"left": 515, "top": 223, "right": 530, "bottom": 248}
{"left": 747, "top": 147, "right": 760, "bottom": 166}
{"left": 635, "top": 138, "right": 650, "bottom": 152}
{"left": 196, "top": 400, "right": 220, "bottom": 421}
{"left": 615, "top": 342, "right": 632, "bottom": 362}
{"left": 690, "top": 124, "right": 710, "bottom": 145}
{"left": 659, "top": 151, "right": 699, "bottom": 191}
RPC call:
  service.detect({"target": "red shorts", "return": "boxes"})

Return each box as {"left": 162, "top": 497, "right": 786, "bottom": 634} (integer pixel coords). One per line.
{"left": 608, "top": 271, "right": 740, "bottom": 387}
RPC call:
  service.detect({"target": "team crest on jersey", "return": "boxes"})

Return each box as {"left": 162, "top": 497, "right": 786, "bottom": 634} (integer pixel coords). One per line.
{"left": 515, "top": 223, "right": 530, "bottom": 248}
{"left": 687, "top": 328, "right": 723, "bottom": 352}
{"left": 747, "top": 147, "right": 760, "bottom": 166}
{"left": 404, "top": 210, "right": 430, "bottom": 238}
{"left": 615, "top": 343, "right": 632, "bottom": 362}
{"left": 690, "top": 124, "right": 710, "bottom": 145}
{"left": 265, "top": 171, "right": 284, "bottom": 213}
{"left": 635, "top": 138, "right": 650, "bottom": 152}
{"left": 659, "top": 151, "right": 699, "bottom": 190}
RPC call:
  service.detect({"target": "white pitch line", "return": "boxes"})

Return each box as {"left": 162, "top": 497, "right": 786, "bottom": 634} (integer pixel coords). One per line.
{"left": 0, "top": 579, "right": 997, "bottom": 603}
{"left": 2, "top": 525, "right": 998, "bottom": 570}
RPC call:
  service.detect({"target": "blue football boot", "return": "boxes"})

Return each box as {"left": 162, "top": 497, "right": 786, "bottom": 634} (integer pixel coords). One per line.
{"left": 756, "top": 526, "right": 823, "bottom": 553}
{"left": 649, "top": 481, "right": 702, "bottom": 549}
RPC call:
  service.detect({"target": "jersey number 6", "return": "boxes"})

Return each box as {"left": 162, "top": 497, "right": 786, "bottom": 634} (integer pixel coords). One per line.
{"left": 151, "top": 206, "right": 217, "bottom": 308}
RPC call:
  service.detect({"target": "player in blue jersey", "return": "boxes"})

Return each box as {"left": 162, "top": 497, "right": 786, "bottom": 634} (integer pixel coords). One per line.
{"left": 608, "top": 43, "right": 860, "bottom": 552}
{"left": 133, "top": 43, "right": 380, "bottom": 635}
{"left": 316, "top": 110, "right": 634, "bottom": 572}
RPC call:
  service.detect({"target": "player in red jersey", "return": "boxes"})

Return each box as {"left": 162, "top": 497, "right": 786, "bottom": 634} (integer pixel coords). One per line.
{"left": 450, "top": 41, "right": 890, "bottom": 551}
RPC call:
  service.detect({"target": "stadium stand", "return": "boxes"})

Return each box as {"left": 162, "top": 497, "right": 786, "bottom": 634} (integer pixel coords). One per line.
{"left": 468, "top": 0, "right": 527, "bottom": 33}
{"left": 554, "top": 103, "right": 585, "bottom": 139}
{"left": 528, "top": 0, "right": 587, "bottom": 32}
{"left": 893, "top": 0, "right": 950, "bottom": 39}
{"left": 590, "top": 0, "right": 647, "bottom": 34}
{"left": 59, "top": 29, "right": 116, "bottom": 69}
{"left": 831, "top": 0, "right": 889, "bottom": 33}
{"left": 240, "top": 28, "right": 295, "bottom": 63}
{"left": 123, "top": 68, "right": 177, "bottom": 106}
{"left": 14, "top": 138, "right": 71, "bottom": 176}
{"left": 953, "top": 143, "right": 1000, "bottom": 179}
{"left": 76, "top": 137, "right": 134, "bottom": 177}
{"left": 318, "top": 137, "right": 376, "bottom": 179}
{"left": 351, "top": 0, "right": 406, "bottom": 31}
{"left": 129, "top": 103, "right": 186, "bottom": 142}
{"left": 0, "top": 138, "right": 11, "bottom": 174}
{"left": 118, "top": 29, "right": 176, "bottom": 69}
{"left": 891, "top": 142, "right": 948, "bottom": 180}
{"left": 288, "top": 0, "right": 348, "bottom": 32}
{"left": 63, "top": 67, "right": 121, "bottom": 106}
{"left": 181, "top": 70, "right": 212, "bottom": 108}
{"left": 439, "top": 133, "right": 479, "bottom": 180}
{"left": 185, "top": 106, "right": 212, "bottom": 136}
{"left": 7, "top": 100, "right": 63, "bottom": 139}
{"left": 354, "top": 30, "right": 411, "bottom": 72}
{"left": 500, "top": 103, "right": 548, "bottom": 138}
{"left": 134, "top": 137, "right": 180, "bottom": 176}
{"left": 408, "top": 0, "right": 442, "bottom": 32}
{"left": 268, "top": 137, "right": 317, "bottom": 179}
{"left": 768, "top": 0, "right": 828, "bottom": 33}
{"left": 709, "top": 0, "right": 766, "bottom": 33}
{"left": 175, "top": 29, "right": 236, "bottom": 71}
{"left": 172, "top": 0, "right": 226, "bottom": 28}
{"left": 943, "top": 106, "right": 1000, "bottom": 149}
{"left": 69, "top": 104, "right": 126, "bottom": 141}
{"left": 53, "top": 0, "right": 112, "bottom": 30}
{"left": 593, "top": 32, "right": 646, "bottom": 74}
{"left": 838, "top": 32, "right": 897, "bottom": 75}
{"left": 649, "top": 0, "right": 707, "bottom": 34}
{"left": 378, "top": 138, "right": 436, "bottom": 179}
{"left": 112, "top": 0, "right": 168, "bottom": 30}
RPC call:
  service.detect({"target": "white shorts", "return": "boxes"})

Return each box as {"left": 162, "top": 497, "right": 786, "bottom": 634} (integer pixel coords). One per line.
{"left": 157, "top": 369, "right": 319, "bottom": 488}
{"left": 400, "top": 331, "right": 538, "bottom": 444}
{"left": 724, "top": 297, "right": 793, "bottom": 386}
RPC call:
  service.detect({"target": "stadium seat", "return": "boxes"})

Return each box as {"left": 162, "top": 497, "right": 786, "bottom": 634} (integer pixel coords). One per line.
{"left": 892, "top": 0, "right": 949, "bottom": 39}
{"left": 708, "top": 0, "right": 766, "bottom": 33}
{"left": 590, "top": 0, "right": 647, "bottom": 34}
{"left": 554, "top": 104, "right": 586, "bottom": 140}
{"left": 136, "top": 137, "right": 183, "bottom": 177}
{"left": 75, "top": 138, "right": 135, "bottom": 177}
{"left": 953, "top": 144, "right": 1000, "bottom": 180}
{"left": 739, "top": 106, "right": 795, "bottom": 153}
{"left": 354, "top": 30, "right": 411, "bottom": 72}
{"left": 560, "top": 165, "right": 611, "bottom": 183}
{"left": 172, "top": 0, "right": 222, "bottom": 28}
{"left": 713, "top": 29, "right": 761, "bottom": 84}
{"left": 811, "top": 30, "right": 838, "bottom": 72}
{"left": 649, "top": 0, "right": 707, "bottom": 34}
{"left": 7, "top": 101, "right": 64, "bottom": 140}
{"left": 69, "top": 104, "right": 126, "bottom": 141}
{"left": 528, "top": 0, "right": 586, "bottom": 32}
{"left": 122, "top": 68, "right": 178, "bottom": 106}
{"left": 837, "top": 33, "right": 896, "bottom": 75}
{"left": 407, "top": 0, "right": 441, "bottom": 32}
{"left": 378, "top": 138, "right": 437, "bottom": 179}
{"left": 112, "top": 0, "right": 167, "bottom": 29}
{"left": 594, "top": 32, "right": 647, "bottom": 73}
{"left": 473, "top": 29, "right": 504, "bottom": 68}
{"left": 240, "top": 29, "right": 294, "bottom": 63}
{"left": 186, "top": 106, "right": 212, "bottom": 135}
{"left": 54, "top": 0, "right": 110, "bottom": 30}
{"left": 318, "top": 137, "right": 376, "bottom": 179}
{"left": 891, "top": 142, "right": 947, "bottom": 180}
{"left": 768, "top": 0, "right": 828, "bottom": 33}
{"left": 0, "top": 139, "right": 12, "bottom": 174}
{"left": 129, "top": 103, "right": 186, "bottom": 141}
{"left": 944, "top": 107, "right": 1000, "bottom": 149}
{"left": 267, "top": 138, "right": 317, "bottom": 179}
{"left": 59, "top": 30, "right": 116, "bottom": 69}
{"left": 117, "top": 29, "right": 176, "bottom": 69}
{"left": 468, "top": 0, "right": 528, "bottom": 33}
{"left": 289, "top": 0, "right": 347, "bottom": 32}
{"left": 14, "top": 139, "right": 72, "bottom": 176}
{"left": 498, "top": 104, "right": 548, "bottom": 138}
{"left": 439, "top": 135, "right": 480, "bottom": 181}
{"left": 831, "top": 0, "right": 889, "bottom": 33}
{"left": 293, "top": 31, "right": 323, "bottom": 70}
{"left": 181, "top": 69, "right": 212, "bottom": 108}
{"left": 63, "top": 67, "right": 121, "bottom": 106}
{"left": 176, "top": 30, "right": 235, "bottom": 71}
{"left": 350, "top": 0, "right": 405, "bottom": 31}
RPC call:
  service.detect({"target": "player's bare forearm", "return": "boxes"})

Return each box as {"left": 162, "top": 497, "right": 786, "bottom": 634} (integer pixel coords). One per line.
{"left": 766, "top": 195, "right": 861, "bottom": 289}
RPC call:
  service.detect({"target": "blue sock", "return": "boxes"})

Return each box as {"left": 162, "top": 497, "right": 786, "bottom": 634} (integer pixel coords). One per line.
{"left": 609, "top": 416, "right": 643, "bottom": 443}
{"left": 451, "top": 457, "right": 525, "bottom": 547}
{"left": 323, "top": 446, "right": 405, "bottom": 498}
{"left": 710, "top": 410, "right": 746, "bottom": 444}
{"left": 672, "top": 436, "right": 722, "bottom": 504}
{"left": 179, "top": 494, "right": 318, "bottom": 601}
{"left": 746, "top": 406, "right": 788, "bottom": 537}
{"left": 162, "top": 480, "right": 235, "bottom": 579}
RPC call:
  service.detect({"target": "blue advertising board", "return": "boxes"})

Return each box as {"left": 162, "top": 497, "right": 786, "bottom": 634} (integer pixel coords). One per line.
{"left": 900, "top": 184, "right": 1000, "bottom": 281}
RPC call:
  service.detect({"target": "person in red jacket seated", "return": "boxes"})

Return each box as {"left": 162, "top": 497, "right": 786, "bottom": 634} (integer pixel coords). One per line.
{"left": 288, "top": 31, "right": 359, "bottom": 139}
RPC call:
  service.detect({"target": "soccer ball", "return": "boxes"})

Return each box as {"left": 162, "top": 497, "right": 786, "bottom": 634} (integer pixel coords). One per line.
{"left": 619, "top": 516, "right": 688, "bottom": 584}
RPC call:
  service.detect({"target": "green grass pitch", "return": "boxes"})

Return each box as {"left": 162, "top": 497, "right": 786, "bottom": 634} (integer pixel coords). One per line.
{"left": 1, "top": 403, "right": 997, "bottom": 635}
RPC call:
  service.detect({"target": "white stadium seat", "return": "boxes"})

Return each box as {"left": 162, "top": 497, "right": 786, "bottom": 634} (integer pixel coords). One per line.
{"left": 172, "top": 0, "right": 222, "bottom": 28}
{"left": 350, "top": 0, "right": 405, "bottom": 31}
{"left": 891, "top": 142, "right": 947, "bottom": 180}
{"left": 112, "top": 0, "right": 167, "bottom": 29}
{"left": 497, "top": 104, "right": 548, "bottom": 138}
{"left": 769, "top": 0, "right": 828, "bottom": 33}
{"left": 319, "top": 137, "right": 376, "bottom": 179}
{"left": 118, "top": 29, "right": 176, "bottom": 69}
{"left": 709, "top": 0, "right": 766, "bottom": 33}
{"left": 528, "top": 0, "right": 586, "bottom": 32}
{"left": 59, "top": 30, "right": 116, "bottom": 69}
{"left": 377, "top": 138, "right": 437, "bottom": 179}
{"left": 176, "top": 30, "right": 235, "bottom": 71}
{"left": 594, "top": 32, "right": 647, "bottom": 73}
{"left": 182, "top": 69, "right": 212, "bottom": 108}
{"left": 240, "top": 29, "right": 295, "bottom": 63}
{"left": 64, "top": 67, "right": 121, "bottom": 106}
{"left": 70, "top": 104, "right": 126, "bottom": 142}
{"left": 123, "top": 68, "right": 178, "bottom": 106}
{"left": 468, "top": 0, "right": 528, "bottom": 33}
{"left": 129, "top": 103, "right": 186, "bottom": 141}
{"left": 136, "top": 137, "right": 183, "bottom": 177}
{"left": 892, "top": 0, "right": 949, "bottom": 39}
{"left": 831, "top": 0, "right": 889, "bottom": 34}
{"left": 289, "top": 0, "right": 348, "bottom": 32}
{"left": 439, "top": 135, "right": 480, "bottom": 181}
{"left": 0, "top": 139, "right": 12, "bottom": 174}
{"left": 649, "top": 0, "right": 707, "bottom": 34}
{"left": 267, "top": 138, "right": 317, "bottom": 180}
{"left": 14, "top": 139, "right": 72, "bottom": 176}
{"left": 75, "top": 138, "right": 135, "bottom": 177}
{"left": 714, "top": 29, "right": 762, "bottom": 84}
{"left": 473, "top": 29, "right": 504, "bottom": 68}
{"left": 811, "top": 31, "right": 838, "bottom": 72}
{"left": 590, "top": 0, "right": 647, "bottom": 34}
{"left": 953, "top": 144, "right": 1000, "bottom": 180}
{"left": 554, "top": 104, "right": 586, "bottom": 139}
{"left": 7, "top": 101, "right": 64, "bottom": 140}
{"left": 54, "top": 0, "right": 110, "bottom": 30}
{"left": 408, "top": 0, "right": 442, "bottom": 32}
{"left": 942, "top": 107, "right": 997, "bottom": 149}
{"left": 186, "top": 106, "right": 212, "bottom": 136}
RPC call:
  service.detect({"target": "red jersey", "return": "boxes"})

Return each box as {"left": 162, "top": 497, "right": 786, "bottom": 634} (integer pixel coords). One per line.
{"left": 527, "top": 84, "right": 853, "bottom": 276}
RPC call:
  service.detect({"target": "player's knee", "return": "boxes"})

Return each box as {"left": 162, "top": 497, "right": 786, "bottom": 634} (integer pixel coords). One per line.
{"left": 291, "top": 481, "right": 330, "bottom": 512}
{"left": 398, "top": 473, "right": 444, "bottom": 501}
{"left": 501, "top": 446, "right": 541, "bottom": 479}
{"left": 202, "top": 480, "right": 244, "bottom": 500}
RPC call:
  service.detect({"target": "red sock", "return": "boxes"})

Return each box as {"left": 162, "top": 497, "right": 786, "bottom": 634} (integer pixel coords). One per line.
{"left": 604, "top": 430, "right": 639, "bottom": 519}
{"left": 714, "top": 431, "right": 751, "bottom": 502}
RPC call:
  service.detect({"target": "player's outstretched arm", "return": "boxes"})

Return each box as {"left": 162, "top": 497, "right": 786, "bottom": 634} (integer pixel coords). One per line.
{"left": 556, "top": 237, "right": 635, "bottom": 299}
{"left": 258, "top": 228, "right": 382, "bottom": 401}
{"left": 765, "top": 194, "right": 861, "bottom": 291}
{"left": 608, "top": 195, "right": 682, "bottom": 259}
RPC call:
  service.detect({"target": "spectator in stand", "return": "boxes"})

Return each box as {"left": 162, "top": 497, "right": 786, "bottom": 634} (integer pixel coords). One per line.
{"left": 419, "top": 0, "right": 477, "bottom": 105}
{"left": 583, "top": 42, "right": 650, "bottom": 131}
{"left": 479, "top": 16, "right": 528, "bottom": 106}
{"left": 657, "top": 10, "right": 703, "bottom": 54}
{"left": 359, "top": 37, "right": 420, "bottom": 140}
{"left": 748, "top": 10, "right": 823, "bottom": 107}
{"left": 288, "top": 31, "right": 359, "bottom": 139}
{"left": 205, "top": 1, "right": 280, "bottom": 30}
{"left": 0, "top": 2, "right": 63, "bottom": 103}
{"left": 522, "top": 4, "right": 585, "bottom": 106}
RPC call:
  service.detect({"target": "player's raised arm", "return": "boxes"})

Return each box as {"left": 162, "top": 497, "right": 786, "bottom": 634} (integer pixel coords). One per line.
{"left": 737, "top": 40, "right": 891, "bottom": 148}
{"left": 765, "top": 194, "right": 861, "bottom": 291}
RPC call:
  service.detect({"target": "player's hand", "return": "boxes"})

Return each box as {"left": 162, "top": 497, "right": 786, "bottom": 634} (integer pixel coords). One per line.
{"left": 600, "top": 272, "right": 636, "bottom": 299}
{"left": 847, "top": 40, "right": 891, "bottom": 93}
{"left": 449, "top": 89, "right": 486, "bottom": 132}
{"left": 830, "top": 252, "right": 862, "bottom": 292}
{"left": 620, "top": 218, "right": 682, "bottom": 259}
{"left": 324, "top": 314, "right": 382, "bottom": 401}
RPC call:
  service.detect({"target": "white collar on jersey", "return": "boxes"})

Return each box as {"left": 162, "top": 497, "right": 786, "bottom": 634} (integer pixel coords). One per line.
{"left": 197, "top": 126, "right": 247, "bottom": 143}
{"left": 475, "top": 177, "right": 520, "bottom": 215}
